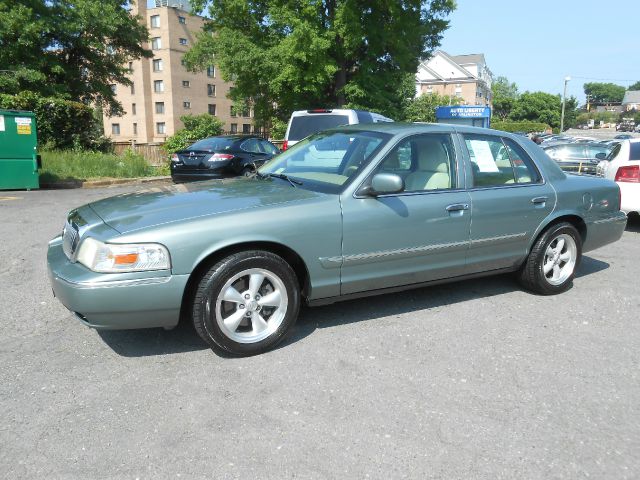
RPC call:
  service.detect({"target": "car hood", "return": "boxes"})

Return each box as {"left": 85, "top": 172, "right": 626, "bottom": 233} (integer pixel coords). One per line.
{"left": 88, "top": 178, "right": 326, "bottom": 234}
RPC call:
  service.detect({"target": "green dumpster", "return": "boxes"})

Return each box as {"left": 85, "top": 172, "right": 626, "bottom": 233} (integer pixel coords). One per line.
{"left": 0, "top": 109, "right": 40, "bottom": 190}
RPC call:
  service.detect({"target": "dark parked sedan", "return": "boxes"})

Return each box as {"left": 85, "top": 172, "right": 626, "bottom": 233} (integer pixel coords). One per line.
{"left": 170, "top": 135, "right": 280, "bottom": 182}
{"left": 543, "top": 142, "right": 612, "bottom": 175}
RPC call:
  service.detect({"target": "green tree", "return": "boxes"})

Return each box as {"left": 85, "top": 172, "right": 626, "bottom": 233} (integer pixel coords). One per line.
{"left": 509, "top": 91, "right": 578, "bottom": 130}
{"left": 0, "top": 0, "right": 151, "bottom": 115}
{"left": 163, "top": 114, "right": 225, "bottom": 154}
{"left": 185, "top": 0, "right": 456, "bottom": 126}
{"left": 402, "top": 92, "right": 460, "bottom": 122}
{"left": 491, "top": 76, "right": 518, "bottom": 120}
{"left": 627, "top": 81, "right": 640, "bottom": 91}
{"left": 583, "top": 82, "right": 626, "bottom": 104}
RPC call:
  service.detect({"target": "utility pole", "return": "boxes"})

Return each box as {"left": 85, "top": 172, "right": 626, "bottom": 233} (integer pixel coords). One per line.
{"left": 560, "top": 76, "right": 571, "bottom": 132}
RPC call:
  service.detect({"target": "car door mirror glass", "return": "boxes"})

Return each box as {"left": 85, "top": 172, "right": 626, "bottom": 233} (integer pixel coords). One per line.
{"left": 595, "top": 152, "right": 606, "bottom": 160}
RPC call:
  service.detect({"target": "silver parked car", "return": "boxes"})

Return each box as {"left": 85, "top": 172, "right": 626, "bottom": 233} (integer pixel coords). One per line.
{"left": 48, "top": 123, "right": 626, "bottom": 356}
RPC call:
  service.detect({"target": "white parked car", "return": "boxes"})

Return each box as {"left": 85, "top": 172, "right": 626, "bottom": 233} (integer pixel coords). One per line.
{"left": 597, "top": 139, "right": 640, "bottom": 216}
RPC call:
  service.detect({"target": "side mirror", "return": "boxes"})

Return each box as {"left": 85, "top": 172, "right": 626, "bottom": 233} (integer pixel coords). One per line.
{"left": 360, "top": 173, "right": 404, "bottom": 196}
{"left": 595, "top": 152, "right": 607, "bottom": 160}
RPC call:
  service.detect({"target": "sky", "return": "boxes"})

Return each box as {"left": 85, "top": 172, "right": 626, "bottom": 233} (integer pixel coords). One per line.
{"left": 439, "top": 0, "right": 640, "bottom": 104}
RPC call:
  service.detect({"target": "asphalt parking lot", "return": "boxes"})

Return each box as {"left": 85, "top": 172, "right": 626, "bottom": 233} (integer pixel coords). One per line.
{"left": 1, "top": 184, "right": 639, "bottom": 479}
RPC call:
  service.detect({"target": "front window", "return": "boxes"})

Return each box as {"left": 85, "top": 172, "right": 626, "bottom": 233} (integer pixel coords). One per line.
{"left": 150, "top": 15, "right": 160, "bottom": 28}
{"left": 151, "top": 37, "right": 161, "bottom": 50}
{"left": 258, "top": 130, "right": 390, "bottom": 193}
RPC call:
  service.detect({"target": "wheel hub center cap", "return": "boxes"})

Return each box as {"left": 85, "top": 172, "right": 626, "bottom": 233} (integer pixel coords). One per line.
{"left": 246, "top": 300, "right": 258, "bottom": 311}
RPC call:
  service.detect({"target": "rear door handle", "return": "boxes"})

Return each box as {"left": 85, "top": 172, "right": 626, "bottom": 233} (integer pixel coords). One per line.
{"left": 445, "top": 203, "right": 470, "bottom": 212}
{"left": 531, "top": 196, "right": 548, "bottom": 204}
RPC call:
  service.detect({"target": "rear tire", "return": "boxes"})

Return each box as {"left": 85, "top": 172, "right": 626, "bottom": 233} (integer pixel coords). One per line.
{"left": 241, "top": 167, "right": 253, "bottom": 177}
{"left": 192, "top": 250, "right": 300, "bottom": 356}
{"left": 518, "top": 222, "right": 582, "bottom": 295}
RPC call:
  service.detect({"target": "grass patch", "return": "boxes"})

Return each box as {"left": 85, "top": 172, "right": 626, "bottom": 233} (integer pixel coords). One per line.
{"left": 40, "top": 150, "right": 169, "bottom": 183}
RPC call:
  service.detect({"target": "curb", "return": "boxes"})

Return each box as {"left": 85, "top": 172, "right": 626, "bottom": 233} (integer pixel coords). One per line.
{"left": 40, "top": 176, "right": 171, "bottom": 190}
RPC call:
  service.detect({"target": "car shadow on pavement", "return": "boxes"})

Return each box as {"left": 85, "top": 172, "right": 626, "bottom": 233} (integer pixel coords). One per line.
{"left": 282, "top": 254, "right": 610, "bottom": 349}
{"left": 97, "top": 319, "right": 209, "bottom": 357}
{"left": 97, "top": 255, "right": 609, "bottom": 357}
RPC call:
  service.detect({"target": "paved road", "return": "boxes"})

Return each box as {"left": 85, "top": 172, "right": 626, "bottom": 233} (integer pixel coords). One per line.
{"left": 1, "top": 185, "right": 639, "bottom": 479}
{"left": 564, "top": 127, "right": 639, "bottom": 141}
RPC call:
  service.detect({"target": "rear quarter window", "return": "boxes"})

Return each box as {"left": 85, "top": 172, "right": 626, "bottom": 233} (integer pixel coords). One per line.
{"left": 630, "top": 142, "right": 640, "bottom": 161}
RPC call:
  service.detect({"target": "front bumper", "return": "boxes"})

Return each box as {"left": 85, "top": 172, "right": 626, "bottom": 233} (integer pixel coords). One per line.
{"left": 47, "top": 237, "right": 189, "bottom": 330}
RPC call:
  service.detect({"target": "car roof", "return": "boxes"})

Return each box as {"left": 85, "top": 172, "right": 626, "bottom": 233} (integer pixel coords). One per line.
{"left": 329, "top": 122, "right": 523, "bottom": 139}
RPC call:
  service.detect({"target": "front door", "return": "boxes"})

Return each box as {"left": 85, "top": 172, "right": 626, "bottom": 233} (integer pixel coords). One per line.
{"left": 340, "top": 133, "right": 472, "bottom": 295}
{"left": 460, "top": 133, "right": 556, "bottom": 273}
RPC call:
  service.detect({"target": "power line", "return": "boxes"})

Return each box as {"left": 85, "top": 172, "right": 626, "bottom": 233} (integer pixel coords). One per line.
{"left": 570, "top": 76, "right": 637, "bottom": 83}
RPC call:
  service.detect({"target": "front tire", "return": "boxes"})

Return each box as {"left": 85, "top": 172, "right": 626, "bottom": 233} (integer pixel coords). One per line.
{"left": 518, "top": 222, "right": 582, "bottom": 295}
{"left": 192, "top": 251, "right": 301, "bottom": 356}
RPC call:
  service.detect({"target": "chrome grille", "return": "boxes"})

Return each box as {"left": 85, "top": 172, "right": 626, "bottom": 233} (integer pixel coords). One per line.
{"left": 62, "top": 221, "right": 79, "bottom": 260}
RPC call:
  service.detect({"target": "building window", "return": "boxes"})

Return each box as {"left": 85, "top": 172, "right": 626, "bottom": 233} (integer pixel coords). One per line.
{"left": 155, "top": 102, "right": 165, "bottom": 114}
{"left": 181, "top": 57, "right": 187, "bottom": 67}
{"left": 130, "top": 83, "right": 135, "bottom": 94}
{"left": 153, "top": 80, "right": 164, "bottom": 93}
{"left": 150, "top": 15, "right": 160, "bottom": 28}
{"left": 133, "top": 123, "right": 138, "bottom": 135}
{"left": 156, "top": 122, "right": 166, "bottom": 134}
{"left": 207, "top": 84, "right": 216, "bottom": 97}
{"left": 242, "top": 124, "right": 251, "bottom": 134}
{"left": 207, "top": 66, "right": 215, "bottom": 78}
{"left": 153, "top": 59, "right": 163, "bottom": 72}
{"left": 151, "top": 37, "right": 161, "bottom": 50}
{"left": 178, "top": 16, "right": 186, "bottom": 24}
{"left": 230, "top": 123, "right": 237, "bottom": 133}
{"left": 179, "top": 38, "right": 188, "bottom": 46}
{"left": 230, "top": 106, "right": 237, "bottom": 117}
{"left": 110, "top": 84, "right": 117, "bottom": 93}
{"left": 208, "top": 104, "right": 216, "bottom": 115}
{"left": 131, "top": 103, "right": 136, "bottom": 115}
{"left": 111, "top": 123, "right": 120, "bottom": 135}
{"left": 182, "top": 80, "right": 190, "bottom": 88}
{"left": 242, "top": 107, "right": 250, "bottom": 117}
{"left": 183, "top": 101, "right": 191, "bottom": 109}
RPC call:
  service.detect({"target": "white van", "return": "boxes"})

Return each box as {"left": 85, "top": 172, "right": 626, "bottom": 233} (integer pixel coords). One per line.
{"left": 283, "top": 109, "right": 393, "bottom": 150}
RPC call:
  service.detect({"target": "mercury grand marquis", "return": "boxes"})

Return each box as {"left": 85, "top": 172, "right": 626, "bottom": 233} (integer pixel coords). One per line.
{"left": 48, "top": 123, "right": 627, "bottom": 356}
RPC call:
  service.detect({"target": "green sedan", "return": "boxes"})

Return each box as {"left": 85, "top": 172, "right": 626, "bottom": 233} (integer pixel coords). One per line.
{"left": 48, "top": 123, "right": 627, "bottom": 356}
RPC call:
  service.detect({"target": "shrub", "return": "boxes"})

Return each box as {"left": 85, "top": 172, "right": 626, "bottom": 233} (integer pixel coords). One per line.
{"left": 491, "top": 120, "right": 550, "bottom": 133}
{"left": 0, "top": 91, "right": 109, "bottom": 151}
{"left": 163, "top": 114, "right": 225, "bottom": 154}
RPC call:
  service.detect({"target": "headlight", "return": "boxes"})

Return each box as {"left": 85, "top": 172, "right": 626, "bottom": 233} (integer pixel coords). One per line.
{"left": 76, "top": 237, "right": 171, "bottom": 273}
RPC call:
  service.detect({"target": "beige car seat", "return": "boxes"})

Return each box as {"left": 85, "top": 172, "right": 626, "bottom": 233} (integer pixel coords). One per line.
{"left": 404, "top": 139, "right": 451, "bottom": 191}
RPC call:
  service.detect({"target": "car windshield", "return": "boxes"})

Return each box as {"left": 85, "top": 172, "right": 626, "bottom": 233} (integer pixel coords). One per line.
{"left": 288, "top": 115, "right": 350, "bottom": 141}
{"left": 258, "top": 130, "right": 390, "bottom": 193}
{"left": 187, "top": 138, "right": 235, "bottom": 151}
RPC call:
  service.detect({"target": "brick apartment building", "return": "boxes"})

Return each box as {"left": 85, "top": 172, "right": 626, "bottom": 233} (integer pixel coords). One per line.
{"left": 104, "top": 0, "right": 253, "bottom": 145}
{"left": 415, "top": 50, "right": 493, "bottom": 107}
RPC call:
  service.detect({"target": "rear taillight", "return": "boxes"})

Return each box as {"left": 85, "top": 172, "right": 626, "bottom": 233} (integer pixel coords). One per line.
{"left": 209, "top": 153, "right": 234, "bottom": 161}
{"left": 282, "top": 140, "right": 288, "bottom": 151}
{"left": 614, "top": 165, "right": 640, "bottom": 183}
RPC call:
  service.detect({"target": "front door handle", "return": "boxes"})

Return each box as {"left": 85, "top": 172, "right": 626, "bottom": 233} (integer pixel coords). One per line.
{"left": 445, "top": 203, "right": 470, "bottom": 212}
{"left": 531, "top": 196, "right": 548, "bottom": 204}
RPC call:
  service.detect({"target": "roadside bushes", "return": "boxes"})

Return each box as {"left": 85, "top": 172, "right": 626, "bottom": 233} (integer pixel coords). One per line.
{"left": 0, "top": 91, "right": 110, "bottom": 151}
{"left": 491, "top": 120, "right": 550, "bottom": 133}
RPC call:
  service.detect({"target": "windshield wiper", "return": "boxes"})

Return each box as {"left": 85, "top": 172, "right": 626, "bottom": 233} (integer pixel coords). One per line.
{"left": 257, "top": 172, "right": 303, "bottom": 187}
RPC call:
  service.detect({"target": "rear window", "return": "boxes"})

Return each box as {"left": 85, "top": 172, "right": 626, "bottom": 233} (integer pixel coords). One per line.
{"left": 288, "top": 115, "right": 350, "bottom": 141}
{"left": 188, "top": 138, "right": 234, "bottom": 151}
{"left": 630, "top": 142, "right": 640, "bottom": 161}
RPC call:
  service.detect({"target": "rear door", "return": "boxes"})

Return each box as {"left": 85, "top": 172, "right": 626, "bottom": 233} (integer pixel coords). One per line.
{"left": 461, "top": 133, "right": 555, "bottom": 273}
